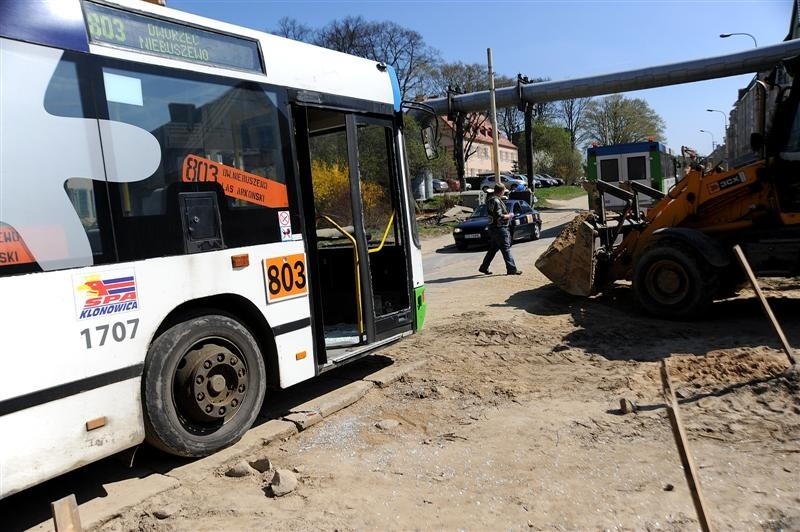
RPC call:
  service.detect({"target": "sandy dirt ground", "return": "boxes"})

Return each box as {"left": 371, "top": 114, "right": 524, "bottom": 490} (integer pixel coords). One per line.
{"left": 97, "top": 198, "right": 799, "bottom": 530}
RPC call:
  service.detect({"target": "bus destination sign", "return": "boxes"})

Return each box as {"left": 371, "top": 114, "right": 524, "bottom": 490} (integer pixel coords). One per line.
{"left": 82, "top": 2, "right": 263, "bottom": 73}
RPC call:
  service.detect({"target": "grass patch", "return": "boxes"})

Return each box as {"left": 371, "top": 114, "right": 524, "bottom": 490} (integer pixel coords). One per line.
{"left": 536, "top": 185, "right": 587, "bottom": 207}
{"left": 414, "top": 194, "right": 462, "bottom": 240}
{"left": 417, "top": 221, "right": 458, "bottom": 239}
{"left": 419, "top": 194, "right": 461, "bottom": 214}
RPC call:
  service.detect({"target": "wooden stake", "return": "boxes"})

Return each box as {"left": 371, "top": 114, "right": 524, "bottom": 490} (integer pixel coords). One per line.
{"left": 51, "top": 494, "right": 82, "bottom": 532}
{"left": 733, "top": 245, "right": 797, "bottom": 366}
{"left": 661, "top": 360, "right": 715, "bottom": 532}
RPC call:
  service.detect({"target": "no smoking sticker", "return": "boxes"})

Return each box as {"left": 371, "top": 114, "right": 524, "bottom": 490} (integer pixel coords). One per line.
{"left": 278, "top": 211, "right": 292, "bottom": 242}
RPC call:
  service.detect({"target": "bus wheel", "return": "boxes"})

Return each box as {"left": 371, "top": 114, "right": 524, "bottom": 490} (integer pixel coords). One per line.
{"left": 142, "top": 314, "right": 266, "bottom": 457}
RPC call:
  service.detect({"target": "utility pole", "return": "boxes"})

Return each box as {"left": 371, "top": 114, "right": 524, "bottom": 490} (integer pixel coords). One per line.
{"left": 487, "top": 48, "right": 501, "bottom": 183}
{"left": 518, "top": 75, "right": 534, "bottom": 181}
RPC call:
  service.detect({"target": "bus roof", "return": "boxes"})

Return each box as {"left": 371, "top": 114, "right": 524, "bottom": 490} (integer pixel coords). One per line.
{"left": 0, "top": 0, "right": 399, "bottom": 110}
{"left": 587, "top": 141, "right": 670, "bottom": 157}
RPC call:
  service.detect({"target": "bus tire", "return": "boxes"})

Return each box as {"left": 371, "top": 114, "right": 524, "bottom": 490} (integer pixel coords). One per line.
{"left": 142, "top": 314, "right": 266, "bottom": 457}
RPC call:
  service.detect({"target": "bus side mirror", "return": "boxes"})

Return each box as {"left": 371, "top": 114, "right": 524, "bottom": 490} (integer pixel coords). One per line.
{"left": 422, "top": 126, "right": 438, "bottom": 160}
{"left": 750, "top": 132, "right": 764, "bottom": 152}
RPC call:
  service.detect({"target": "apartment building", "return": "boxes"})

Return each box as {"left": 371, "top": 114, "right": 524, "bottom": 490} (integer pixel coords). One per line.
{"left": 437, "top": 116, "right": 519, "bottom": 179}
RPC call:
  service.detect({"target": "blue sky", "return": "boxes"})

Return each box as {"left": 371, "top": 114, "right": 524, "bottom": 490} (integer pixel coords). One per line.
{"left": 169, "top": 0, "right": 792, "bottom": 155}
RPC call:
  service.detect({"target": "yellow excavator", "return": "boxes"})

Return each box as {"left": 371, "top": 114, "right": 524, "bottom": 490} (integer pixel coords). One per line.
{"left": 536, "top": 63, "right": 800, "bottom": 318}
{"left": 415, "top": 37, "right": 800, "bottom": 320}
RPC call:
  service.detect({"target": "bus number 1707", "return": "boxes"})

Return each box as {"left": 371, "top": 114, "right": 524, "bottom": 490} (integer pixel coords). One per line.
{"left": 80, "top": 319, "right": 140, "bottom": 349}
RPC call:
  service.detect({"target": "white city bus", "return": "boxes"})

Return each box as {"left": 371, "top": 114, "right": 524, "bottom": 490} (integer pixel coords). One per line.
{"left": 0, "top": 0, "right": 426, "bottom": 498}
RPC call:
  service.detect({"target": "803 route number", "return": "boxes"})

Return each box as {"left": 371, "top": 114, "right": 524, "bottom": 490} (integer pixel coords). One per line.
{"left": 264, "top": 253, "right": 308, "bottom": 302}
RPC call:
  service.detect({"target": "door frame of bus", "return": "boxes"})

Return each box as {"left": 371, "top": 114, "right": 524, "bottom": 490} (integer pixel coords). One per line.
{"left": 348, "top": 114, "right": 412, "bottom": 340}
{"left": 291, "top": 105, "right": 388, "bottom": 367}
{"left": 345, "top": 114, "right": 378, "bottom": 344}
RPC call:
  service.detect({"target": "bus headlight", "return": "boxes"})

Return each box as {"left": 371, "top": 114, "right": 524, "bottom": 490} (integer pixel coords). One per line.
{"left": 453, "top": 228, "right": 462, "bottom": 234}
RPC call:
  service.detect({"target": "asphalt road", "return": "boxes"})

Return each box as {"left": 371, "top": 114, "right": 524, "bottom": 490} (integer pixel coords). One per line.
{"left": 421, "top": 198, "right": 586, "bottom": 324}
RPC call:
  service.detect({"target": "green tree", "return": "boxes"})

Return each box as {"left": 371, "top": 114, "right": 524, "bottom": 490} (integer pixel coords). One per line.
{"left": 515, "top": 122, "right": 581, "bottom": 181}
{"left": 583, "top": 94, "right": 665, "bottom": 145}
{"left": 556, "top": 97, "right": 592, "bottom": 181}
{"left": 402, "top": 114, "right": 453, "bottom": 179}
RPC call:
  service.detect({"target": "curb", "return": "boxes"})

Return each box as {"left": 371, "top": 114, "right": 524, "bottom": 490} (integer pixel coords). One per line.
{"left": 46, "top": 357, "right": 425, "bottom": 531}
{"left": 364, "top": 359, "right": 426, "bottom": 388}
{"left": 288, "top": 380, "right": 375, "bottom": 419}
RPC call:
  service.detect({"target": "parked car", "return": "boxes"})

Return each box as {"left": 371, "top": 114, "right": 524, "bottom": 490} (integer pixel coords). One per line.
{"left": 432, "top": 179, "right": 449, "bottom": 193}
{"left": 515, "top": 174, "right": 537, "bottom": 188}
{"left": 536, "top": 173, "right": 559, "bottom": 187}
{"left": 478, "top": 173, "right": 527, "bottom": 192}
{"left": 452, "top": 199, "right": 542, "bottom": 251}
{"left": 446, "top": 179, "right": 471, "bottom": 191}
{"left": 541, "top": 173, "right": 563, "bottom": 186}
{"left": 528, "top": 175, "right": 543, "bottom": 188}
{"left": 533, "top": 174, "right": 552, "bottom": 187}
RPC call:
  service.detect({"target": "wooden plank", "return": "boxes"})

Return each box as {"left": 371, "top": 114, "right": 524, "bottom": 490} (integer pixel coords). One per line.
{"left": 733, "top": 245, "right": 797, "bottom": 366}
{"left": 51, "top": 494, "right": 82, "bottom": 532}
{"left": 661, "top": 360, "right": 715, "bottom": 532}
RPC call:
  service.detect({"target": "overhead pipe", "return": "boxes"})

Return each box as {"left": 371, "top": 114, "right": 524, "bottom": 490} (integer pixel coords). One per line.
{"left": 422, "top": 39, "right": 800, "bottom": 116}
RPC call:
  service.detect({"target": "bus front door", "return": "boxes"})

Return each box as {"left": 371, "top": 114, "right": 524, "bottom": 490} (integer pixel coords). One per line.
{"left": 294, "top": 108, "right": 412, "bottom": 367}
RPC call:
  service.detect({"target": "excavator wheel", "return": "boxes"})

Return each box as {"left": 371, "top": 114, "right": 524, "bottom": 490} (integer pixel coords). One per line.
{"left": 633, "top": 241, "right": 713, "bottom": 319}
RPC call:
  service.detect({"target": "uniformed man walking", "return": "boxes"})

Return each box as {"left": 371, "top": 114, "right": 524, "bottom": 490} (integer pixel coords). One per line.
{"left": 479, "top": 183, "right": 522, "bottom": 275}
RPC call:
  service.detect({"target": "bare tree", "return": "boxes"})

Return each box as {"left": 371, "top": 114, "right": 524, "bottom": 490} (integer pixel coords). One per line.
{"left": 313, "top": 16, "right": 372, "bottom": 56}
{"left": 364, "top": 22, "right": 439, "bottom": 101}
{"left": 272, "top": 17, "right": 313, "bottom": 42}
{"left": 496, "top": 75, "right": 522, "bottom": 142}
{"left": 309, "top": 17, "right": 439, "bottom": 101}
{"left": 499, "top": 76, "right": 555, "bottom": 177}
{"left": 426, "top": 62, "right": 492, "bottom": 167}
{"left": 557, "top": 97, "right": 592, "bottom": 150}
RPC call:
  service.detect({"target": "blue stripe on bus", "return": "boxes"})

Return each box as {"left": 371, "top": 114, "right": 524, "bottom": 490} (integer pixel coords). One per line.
{"left": 588, "top": 142, "right": 666, "bottom": 157}
{"left": 104, "top": 276, "right": 135, "bottom": 284}
{"left": 108, "top": 287, "right": 136, "bottom": 295}
{"left": 386, "top": 65, "right": 402, "bottom": 112}
{"left": 0, "top": 0, "right": 89, "bottom": 53}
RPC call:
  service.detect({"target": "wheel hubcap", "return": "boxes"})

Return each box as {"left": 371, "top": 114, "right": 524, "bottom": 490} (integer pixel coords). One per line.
{"left": 646, "top": 259, "right": 689, "bottom": 305}
{"left": 175, "top": 343, "right": 247, "bottom": 423}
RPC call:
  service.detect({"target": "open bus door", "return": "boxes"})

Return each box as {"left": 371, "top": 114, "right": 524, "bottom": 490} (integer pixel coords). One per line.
{"left": 292, "top": 106, "right": 413, "bottom": 368}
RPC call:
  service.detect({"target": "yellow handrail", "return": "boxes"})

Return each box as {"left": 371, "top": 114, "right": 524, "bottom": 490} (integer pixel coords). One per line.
{"left": 368, "top": 211, "right": 395, "bottom": 254}
{"left": 319, "top": 215, "right": 364, "bottom": 336}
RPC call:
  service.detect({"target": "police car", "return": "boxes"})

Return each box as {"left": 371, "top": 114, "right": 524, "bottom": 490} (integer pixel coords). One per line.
{"left": 452, "top": 199, "right": 542, "bottom": 251}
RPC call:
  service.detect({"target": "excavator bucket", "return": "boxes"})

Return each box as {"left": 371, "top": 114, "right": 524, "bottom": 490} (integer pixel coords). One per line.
{"left": 535, "top": 212, "right": 597, "bottom": 296}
